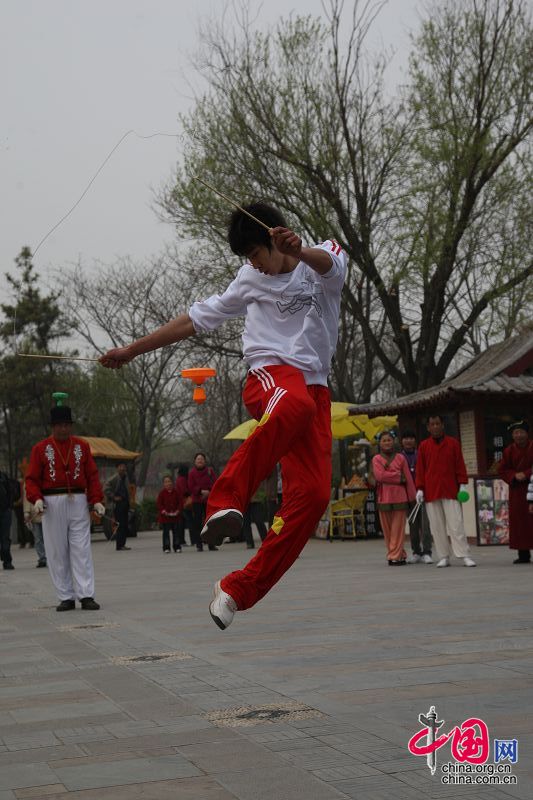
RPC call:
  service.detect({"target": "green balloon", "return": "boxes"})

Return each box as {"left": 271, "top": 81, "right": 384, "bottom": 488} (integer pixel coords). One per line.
{"left": 457, "top": 490, "right": 470, "bottom": 503}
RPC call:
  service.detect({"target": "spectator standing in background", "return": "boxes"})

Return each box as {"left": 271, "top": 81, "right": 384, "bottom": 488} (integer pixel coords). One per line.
{"left": 188, "top": 453, "right": 217, "bottom": 552}
{"left": 400, "top": 430, "right": 433, "bottom": 564}
{"left": 0, "top": 470, "right": 16, "bottom": 570}
{"left": 23, "top": 481, "right": 47, "bottom": 568}
{"left": 372, "top": 431, "right": 416, "bottom": 565}
{"left": 104, "top": 462, "right": 132, "bottom": 552}
{"left": 157, "top": 475, "right": 183, "bottom": 553}
{"left": 415, "top": 414, "right": 475, "bottom": 568}
{"left": 498, "top": 421, "right": 533, "bottom": 563}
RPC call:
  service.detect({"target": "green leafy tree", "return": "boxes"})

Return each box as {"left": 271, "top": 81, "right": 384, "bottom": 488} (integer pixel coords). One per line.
{"left": 159, "top": 0, "right": 532, "bottom": 398}
{"left": 0, "top": 248, "right": 78, "bottom": 474}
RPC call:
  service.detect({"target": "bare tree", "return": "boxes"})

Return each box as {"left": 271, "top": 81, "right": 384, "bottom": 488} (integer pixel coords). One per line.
{"left": 158, "top": 0, "right": 532, "bottom": 397}
{"left": 65, "top": 256, "right": 198, "bottom": 485}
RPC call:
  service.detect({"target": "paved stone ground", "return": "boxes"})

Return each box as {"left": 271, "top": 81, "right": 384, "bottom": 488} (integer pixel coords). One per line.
{"left": 1, "top": 531, "right": 532, "bottom": 799}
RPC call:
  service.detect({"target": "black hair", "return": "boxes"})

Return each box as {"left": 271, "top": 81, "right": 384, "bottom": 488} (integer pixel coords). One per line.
{"left": 194, "top": 452, "right": 206, "bottom": 461}
{"left": 427, "top": 414, "right": 444, "bottom": 423}
{"left": 376, "top": 429, "right": 397, "bottom": 443}
{"left": 227, "top": 202, "right": 287, "bottom": 256}
{"left": 116, "top": 461, "right": 127, "bottom": 468}
{"left": 401, "top": 429, "right": 416, "bottom": 439}
{"left": 177, "top": 464, "right": 189, "bottom": 477}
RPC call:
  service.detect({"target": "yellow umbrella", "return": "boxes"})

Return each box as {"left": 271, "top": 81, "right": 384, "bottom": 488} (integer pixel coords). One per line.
{"left": 330, "top": 401, "right": 354, "bottom": 419}
{"left": 224, "top": 403, "right": 396, "bottom": 443}
{"left": 331, "top": 405, "right": 397, "bottom": 441}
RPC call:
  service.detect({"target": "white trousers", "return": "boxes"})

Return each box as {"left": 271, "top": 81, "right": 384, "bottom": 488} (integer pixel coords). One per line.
{"left": 41, "top": 494, "right": 95, "bottom": 601}
{"left": 425, "top": 499, "right": 471, "bottom": 560}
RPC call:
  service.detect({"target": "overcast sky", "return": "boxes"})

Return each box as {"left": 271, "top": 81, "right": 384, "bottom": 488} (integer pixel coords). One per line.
{"left": 2, "top": 0, "right": 422, "bottom": 297}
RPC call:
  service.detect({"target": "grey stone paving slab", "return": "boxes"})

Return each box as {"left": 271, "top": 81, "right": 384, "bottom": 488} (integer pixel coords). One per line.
{"left": 215, "top": 765, "right": 348, "bottom": 800}
{"left": 277, "top": 744, "right": 368, "bottom": 770}
{"left": 48, "top": 749, "right": 175, "bottom": 768}
{"left": 177, "top": 738, "right": 282, "bottom": 773}
{"left": 15, "top": 784, "right": 67, "bottom": 798}
{"left": 179, "top": 691, "right": 243, "bottom": 710}
{"left": 0, "top": 745, "right": 84, "bottom": 767}
{"left": 54, "top": 754, "right": 201, "bottom": 791}
{"left": 0, "top": 680, "right": 87, "bottom": 704}
{"left": 10, "top": 701, "right": 119, "bottom": 724}
{"left": 81, "top": 666, "right": 175, "bottom": 703}
{"left": 0, "top": 763, "right": 59, "bottom": 791}
{"left": 245, "top": 726, "right": 309, "bottom": 742}
{"left": 16, "top": 777, "right": 238, "bottom": 799}
{"left": 82, "top": 725, "right": 231, "bottom": 755}
{"left": 2, "top": 732, "right": 61, "bottom": 751}
{"left": 118, "top": 698, "right": 198, "bottom": 720}
{"left": 312, "top": 763, "right": 383, "bottom": 780}
{"left": 330, "top": 777, "right": 428, "bottom": 799}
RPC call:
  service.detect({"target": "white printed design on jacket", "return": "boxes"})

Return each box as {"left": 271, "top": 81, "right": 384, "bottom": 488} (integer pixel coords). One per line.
{"left": 44, "top": 444, "right": 56, "bottom": 481}
{"left": 73, "top": 444, "right": 83, "bottom": 480}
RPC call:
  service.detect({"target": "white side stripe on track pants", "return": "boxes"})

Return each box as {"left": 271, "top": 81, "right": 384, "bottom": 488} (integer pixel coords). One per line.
{"left": 250, "top": 367, "right": 275, "bottom": 391}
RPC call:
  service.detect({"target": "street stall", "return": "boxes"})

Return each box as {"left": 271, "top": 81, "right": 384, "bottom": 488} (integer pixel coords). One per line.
{"left": 349, "top": 333, "right": 533, "bottom": 545}
{"left": 80, "top": 437, "right": 141, "bottom": 539}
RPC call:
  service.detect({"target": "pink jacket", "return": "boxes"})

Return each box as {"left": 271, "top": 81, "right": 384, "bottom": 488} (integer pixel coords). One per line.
{"left": 372, "top": 453, "right": 416, "bottom": 507}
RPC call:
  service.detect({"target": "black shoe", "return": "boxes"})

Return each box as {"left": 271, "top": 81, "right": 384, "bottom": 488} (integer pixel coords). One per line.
{"left": 56, "top": 599, "right": 75, "bottom": 611}
{"left": 116, "top": 546, "right": 131, "bottom": 551}
{"left": 246, "top": 544, "right": 255, "bottom": 549}
{"left": 208, "top": 545, "right": 219, "bottom": 551}
{"left": 3, "top": 563, "right": 14, "bottom": 570}
{"left": 200, "top": 509, "right": 244, "bottom": 547}
{"left": 513, "top": 557, "right": 531, "bottom": 564}
{"left": 388, "top": 559, "right": 407, "bottom": 565}
{"left": 196, "top": 545, "right": 204, "bottom": 552}
{"left": 36, "top": 560, "right": 47, "bottom": 568}
{"left": 80, "top": 597, "right": 100, "bottom": 610}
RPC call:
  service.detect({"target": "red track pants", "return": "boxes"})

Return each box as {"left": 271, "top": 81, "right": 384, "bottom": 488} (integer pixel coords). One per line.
{"left": 206, "top": 365, "right": 332, "bottom": 610}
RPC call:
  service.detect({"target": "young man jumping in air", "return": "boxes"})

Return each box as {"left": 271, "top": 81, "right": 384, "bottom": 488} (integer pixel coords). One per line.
{"left": 100, "top": 203, "right": 346, "bottom": 629}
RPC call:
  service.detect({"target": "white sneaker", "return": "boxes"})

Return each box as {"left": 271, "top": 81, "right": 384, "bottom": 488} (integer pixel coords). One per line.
{"left": 422, "top": 554, "right": 434, "bottom": 564}
{"left": 209, "top": 581, "right": 238, "bottom": 630}
{"left": 407, "top": 554, "right": 421, "bottom": 564}
{"left": 201, "top": 509, "right": 243, "bottom": 547}
{"left": 463, "top": 557, "right": 476, "bottom": 567}
{"left": 436, "top": 557, "right": 450, "bottom": 568}
{"left": 164, "top": 549, "right": 171, "bottom": 554}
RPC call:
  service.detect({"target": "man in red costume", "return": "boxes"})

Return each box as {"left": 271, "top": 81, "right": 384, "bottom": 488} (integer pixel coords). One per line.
{"left": 25, "top": 397, "right": 105, "bottom": 611}
{"left": 498, "top": 420, "right": 533, "bottom": 564}
{"left": 416, "top": 414, "right": 476, "bottom": 568}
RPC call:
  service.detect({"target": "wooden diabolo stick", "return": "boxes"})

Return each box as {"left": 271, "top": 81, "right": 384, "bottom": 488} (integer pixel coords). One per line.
{"left": 17, "top": 353, "right": 100, "bottom": 363}
{"left": 193, "top": 176, "right": 272, "bottom": 232}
